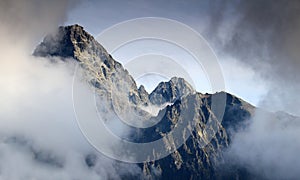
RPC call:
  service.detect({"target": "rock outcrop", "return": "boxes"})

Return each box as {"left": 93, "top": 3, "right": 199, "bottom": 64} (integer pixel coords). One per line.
{"left": 33, "top": 24, "right": 275, "bottom": 180}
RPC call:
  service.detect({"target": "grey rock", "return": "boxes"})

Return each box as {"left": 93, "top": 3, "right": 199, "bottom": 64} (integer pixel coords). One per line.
{"left": 33, "top": 24, "right": 298, "bottom": 180}
{"left": 149, "top": 77, "right": 195, "bottom": 105}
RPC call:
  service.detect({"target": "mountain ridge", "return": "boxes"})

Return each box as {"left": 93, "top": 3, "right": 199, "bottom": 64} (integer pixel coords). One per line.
{"left": 33, "top": 24, "right": 277, "bottom": 179}
{"left": 34, "top": 24, "right": 199, "bottom": 105}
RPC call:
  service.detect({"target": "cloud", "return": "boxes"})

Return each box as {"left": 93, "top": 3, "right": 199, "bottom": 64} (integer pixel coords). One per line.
{"left": 205, "top": 0, "right": 300, "bottom": 115}
{"left": 224, "top": 110, "right": 300, "bottom": 179}
{"left": 0, "top": 53, "right": 141, "bottom": 179}
{"left": 0, "top": 0, "right": 77, "bottom": 48}
{"left": 1, "top": 0, "right": 299, "bottom": 179}
{"left": 0, "top": 0, "right": 142, "bottom": 179}
{"left": 205, "top": 1, "right": 300, "bottom": 178}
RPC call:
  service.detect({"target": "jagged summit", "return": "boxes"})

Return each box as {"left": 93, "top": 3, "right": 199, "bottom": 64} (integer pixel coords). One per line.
{"left": 149, "top": 77, "right": 195, "bottom": 105}
{"left": 33, "top": 25, "right": 262, "bottom": 179}
{"left": 34, "top": 24, "right": 108, "bottom": 62}
{"left": 34, "top": 24, "right": 198, "bottom": 108}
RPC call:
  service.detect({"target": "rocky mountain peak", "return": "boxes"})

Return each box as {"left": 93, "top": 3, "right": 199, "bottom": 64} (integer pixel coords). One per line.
{"left": 33, "top": 24, "right": 108, "bottom": 62}
{"left": 149, "top": 77, "right": 195, "bottom": 105}
{"left": 33, "top": 25, "right": 264, "bottom": 179}
{"left": 138, "top": 85, "right": 149, "bottom": 104}
{"left": 34, "top": 24, "right": 142, "bottom": 107}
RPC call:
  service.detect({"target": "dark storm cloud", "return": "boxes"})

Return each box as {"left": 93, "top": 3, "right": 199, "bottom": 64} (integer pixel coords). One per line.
{"left": 207, "top": 0, "right": 300, "bottom": 77}
{"left": 205, "top": 0, "right": 300, "bottom": 114}
{"left": 205, "top": 1, "right": 300, "bottom": 179}
{"left": 0, "top": 0, "right": 82, "bottom": 47}
{"left": 68, "top": 0, "right": 300, "bottom": 86}
{"left": 1, "top": 0, "right": 299, "bottom": 178}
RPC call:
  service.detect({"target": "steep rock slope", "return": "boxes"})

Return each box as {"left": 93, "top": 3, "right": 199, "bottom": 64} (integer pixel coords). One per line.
{"left": 34, "top": 24, "right": 258, "bottom": 179}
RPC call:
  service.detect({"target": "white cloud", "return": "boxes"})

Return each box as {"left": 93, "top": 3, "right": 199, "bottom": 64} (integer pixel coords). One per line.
{"left": 0, "top": 0, "right": 142, "bottom": 179}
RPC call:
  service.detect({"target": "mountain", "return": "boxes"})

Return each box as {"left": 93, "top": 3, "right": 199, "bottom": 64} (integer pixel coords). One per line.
{"left": 33, "top": 24, "right": 287, "bottom": 179}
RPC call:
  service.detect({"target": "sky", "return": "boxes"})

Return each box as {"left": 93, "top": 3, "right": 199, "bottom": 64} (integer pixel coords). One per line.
{"left": 65, "top": 0, "right": 288, "bottom": 110}
{"left": 80, "top": 1, "right": 298, "bottom": 116}
{"left": 66, "top": 3, "right": 300, "bottom": 177}
{"left": 0, "top": 0, "right": 143, "bottom": 179}
{"left": 0, "top": 0, "right": 300, "bottom": 179}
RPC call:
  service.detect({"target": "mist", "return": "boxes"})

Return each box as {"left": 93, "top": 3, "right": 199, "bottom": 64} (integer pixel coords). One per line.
{"left": 225, "top": 110, "right": 300, "bottom": 179}
{"left": 0, "top": 0, "right": 141, "bottom": 179}
{"left": 205, "top": 0, "right": 300, "bottom": 178}
{"left": 1, "top": 0, "right": 300, "bottom": 179}
{"left": 205, "top": 0, "right": 300, "bottom": 115}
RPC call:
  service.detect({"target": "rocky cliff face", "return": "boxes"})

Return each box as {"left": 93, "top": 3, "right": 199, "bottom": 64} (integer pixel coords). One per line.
{"left": 34, "top": 24, "right": 259, "bottom": 179}
{"left": 149, "top": 77, "right": 195, "bottom": 105}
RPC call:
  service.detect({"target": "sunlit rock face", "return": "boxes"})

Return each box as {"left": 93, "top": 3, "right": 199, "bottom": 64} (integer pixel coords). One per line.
{"left": 33, "top": 24, "right": 296, "bottom": 180}
{"left": 149, "top": 77, "right": 195, "bottom": 105}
